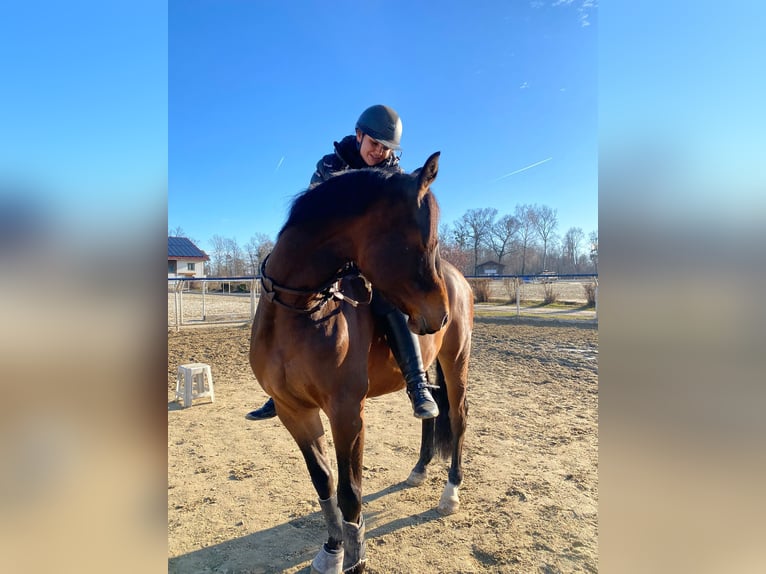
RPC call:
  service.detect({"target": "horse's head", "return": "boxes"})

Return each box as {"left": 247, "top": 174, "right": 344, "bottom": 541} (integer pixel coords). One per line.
{"left": 359, "top": 152, "right": 449, "bottom": 335}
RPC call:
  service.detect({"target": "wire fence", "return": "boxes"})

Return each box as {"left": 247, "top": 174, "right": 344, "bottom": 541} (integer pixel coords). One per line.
{"left": 167, "top": 273, "right": 598, "bottom": 330}
{"left": 168, "top": 276, "right": 261, "bottom": 330}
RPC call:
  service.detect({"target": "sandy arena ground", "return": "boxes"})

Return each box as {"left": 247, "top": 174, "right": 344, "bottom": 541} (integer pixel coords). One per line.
{"left": 168, "top": 312, "right": 598, "bottom": 573}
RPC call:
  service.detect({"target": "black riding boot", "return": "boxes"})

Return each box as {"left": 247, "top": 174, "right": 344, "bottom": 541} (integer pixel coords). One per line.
{"left": 381, "top": 309, "right": 439, "bottom": 420}
{"left": 245, "top": 397, "right": 277, "bottom": 420}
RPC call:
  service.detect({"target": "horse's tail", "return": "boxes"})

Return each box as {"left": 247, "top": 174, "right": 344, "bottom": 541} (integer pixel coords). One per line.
{"left": 432, "top": 359, "right": 453, "bottom": 459}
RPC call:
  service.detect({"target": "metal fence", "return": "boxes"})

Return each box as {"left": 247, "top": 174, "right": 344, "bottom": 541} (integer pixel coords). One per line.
{"left": 168, "top": 276, "right": 261, "bottom": 330}
{"left": 168, "top": 273, "right": 597, "bottom": 329}
{"left": 465, "top": 273, "right": 598, "bottom": 320}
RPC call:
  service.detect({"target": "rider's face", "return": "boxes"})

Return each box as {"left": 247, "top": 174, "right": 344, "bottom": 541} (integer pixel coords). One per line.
{"left": 356, "top": 129, "right": 393, "bottom": 167}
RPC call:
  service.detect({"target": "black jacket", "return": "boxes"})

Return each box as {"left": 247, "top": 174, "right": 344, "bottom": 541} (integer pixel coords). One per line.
{"left": 310, "top": 135, "right": 402, "bottom": 187}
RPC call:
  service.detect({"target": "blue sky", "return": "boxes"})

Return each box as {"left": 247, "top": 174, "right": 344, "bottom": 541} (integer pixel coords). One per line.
{"left": 1, "top": 1, "right": 167, "bottom": 237}
{"left": 169, "top": 0, "right": 598, "bottom": 253}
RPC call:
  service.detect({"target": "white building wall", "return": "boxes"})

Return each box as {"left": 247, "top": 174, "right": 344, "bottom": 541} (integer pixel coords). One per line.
{"left": 168, "top": 259, "right": 206, "bottom": 278}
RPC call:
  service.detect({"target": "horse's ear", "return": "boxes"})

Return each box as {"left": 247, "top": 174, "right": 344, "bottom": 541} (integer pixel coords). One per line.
{"left": 416, "top": 152, "right": 440, "bottom": 202}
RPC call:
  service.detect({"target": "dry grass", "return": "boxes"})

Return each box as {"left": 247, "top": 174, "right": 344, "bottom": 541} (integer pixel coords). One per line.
{"left": 543, "top": 283, "right": 559, "bottom": 304}
{"left": 502, "top": 277, "right": 522, "bottom": 303}
{"left": 468, "top": 279, "right": 492, "bottom": 303}
{"left": 583, "top": 282, "right": 597, "bottom": 307}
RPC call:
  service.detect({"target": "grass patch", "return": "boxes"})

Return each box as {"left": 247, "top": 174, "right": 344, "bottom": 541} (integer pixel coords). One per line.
{"left": 473, "top": 300, "right": 597, "bottom": 322}
{"left": 473, "top": 308, "right": 595, "bottom": 322}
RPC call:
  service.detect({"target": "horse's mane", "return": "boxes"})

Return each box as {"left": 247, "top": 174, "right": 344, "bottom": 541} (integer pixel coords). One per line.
{"left": 279, "top": 168, "right": 406, "bottom": 236}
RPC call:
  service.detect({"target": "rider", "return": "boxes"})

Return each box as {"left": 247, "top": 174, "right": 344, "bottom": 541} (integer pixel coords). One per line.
{"left": 246, "top": 104, "right": 440, "bottom": 421}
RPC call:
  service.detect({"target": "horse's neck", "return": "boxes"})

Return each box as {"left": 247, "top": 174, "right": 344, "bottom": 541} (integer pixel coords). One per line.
{"left": 268, "top": 227, "right": 358, "bottom": 287}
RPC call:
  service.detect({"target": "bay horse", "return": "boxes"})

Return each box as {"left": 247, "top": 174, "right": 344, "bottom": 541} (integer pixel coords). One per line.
{"left": 249, "top": 152, "right": 473, "bottom": 574}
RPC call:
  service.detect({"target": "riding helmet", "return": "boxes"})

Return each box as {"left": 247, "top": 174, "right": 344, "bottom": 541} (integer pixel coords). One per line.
{"left": 355, "top": 104, "right": 402, "bottom": 150}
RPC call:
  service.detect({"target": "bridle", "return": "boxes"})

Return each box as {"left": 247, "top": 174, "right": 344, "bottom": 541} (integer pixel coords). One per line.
{"left": 259, "top": 253, "right": 372, "bottom": 314}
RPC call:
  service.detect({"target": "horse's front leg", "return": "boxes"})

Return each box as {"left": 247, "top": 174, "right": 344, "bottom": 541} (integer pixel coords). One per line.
{"left": 406, "top": 417, "right": 435, "bottom": 486}
{"left": 435, "top": 356, "right": 470, "bottom": 516}
{"left": 328, "top": 398, "right": 367, "bottom": 574}
{"left": 278, "top": 407, "right": 345, "bottom": 574}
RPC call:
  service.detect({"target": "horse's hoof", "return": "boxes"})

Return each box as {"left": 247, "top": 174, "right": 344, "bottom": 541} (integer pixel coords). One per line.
{"left": 437, "top": 482, "right": 460, "bottom": 515}
{"left": 342, "top": 559, "right": 366, "bottom": 573}
{"left": 311, "top": 546, "right": 344, "bottom": 574}
{"left": 437, "top": 499, "right": 460, "bottom": 515}
{"left": 406, "top": 470, "right": 427, "bottom": 486}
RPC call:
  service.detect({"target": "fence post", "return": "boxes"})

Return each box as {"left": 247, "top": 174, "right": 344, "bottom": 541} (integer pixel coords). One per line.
{"left": 250, "top": 278, "right": 256, "bottom": 320}
{"left": 516, "top": 282, "right": 520, "bottom": 317}
{"left": 594, "top": 280, "right": 598, "bottom": 322}
{"left": 173, "top": 280, "right": 181, "bottom": 332}
{"left": 202, "top": 280, "right": 206, "bottom": 321}
{"left": 172, "top": 283, "right": 176, "bottom": 331}
{"left": 179, "top": 280, "right": 184, "bottom": 326}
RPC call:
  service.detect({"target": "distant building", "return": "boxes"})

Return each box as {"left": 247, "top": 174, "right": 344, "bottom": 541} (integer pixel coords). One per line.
{"left": 475, "top": 261, "right": 506, "bottom": 276}
{"left": 168, "top": 237, "right": 209, "bottom": 278}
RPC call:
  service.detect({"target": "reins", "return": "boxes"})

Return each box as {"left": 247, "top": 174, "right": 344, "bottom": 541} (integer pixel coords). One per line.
{"left": 259, "top": 253, "right": 372, "bottom": 314}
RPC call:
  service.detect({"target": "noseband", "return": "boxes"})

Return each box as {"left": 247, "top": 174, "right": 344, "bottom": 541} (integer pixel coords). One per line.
{"left": 259, "top": 254, "right": 372, "bottom": 314}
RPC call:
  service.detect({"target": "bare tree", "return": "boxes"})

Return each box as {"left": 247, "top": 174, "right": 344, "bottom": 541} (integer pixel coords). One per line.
{"left": 515, "top": 204, "right": 539, "bottom": 275}
{"left": 488, "top": 214, "right": 520, "bottom": 264}
{"left": 440, "top": 243, "right": 472, "bottom": 276}
{"left": 533, "top": 205, "right": 558, "bottom": 271}
{"left": 437, "top": 202, "right": 594, "bottom": 276}
{"left": 206, "top": 235, "right": 248, "bottom": 276}
{"left": 547, "top": 236, "right": 562, "bottom": 272}
{"left": 563, "top": 227, "right": 585, "bottom": 271}
{"left": 589, "top": 230, "right": 598, "bottom": 274}
{"left": 449, "top": 220, "right": 471, "bottom": 252}
{"left": 223, "top": 237, "right": 246, "bottom": 276}
{"left": 439, "top": 223, "right": 452, "bottom": 245}
{"left": 244, "top": 239, "right": 258, "bottom": 276}
{"left": 168, "top": 225, "right": 200, "bottom": 246}
{"left": 457, "top": 208, "right": 497, "bottom": 274}
{"left": 245, "top": 233, "right": 275, "bottom": 276}
{"left": 437, "top": 223, "right": 471, "bottom": 274}
{"left": 209, "top": 234, "right": 227, "bottom": 276}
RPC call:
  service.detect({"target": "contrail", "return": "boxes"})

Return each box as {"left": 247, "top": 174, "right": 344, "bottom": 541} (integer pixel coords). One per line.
{"left": 275, "top": 156, "right": 285, "bottom": 172}
{"left": 490, "top": 157, "right": 552, "bottom": 183}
